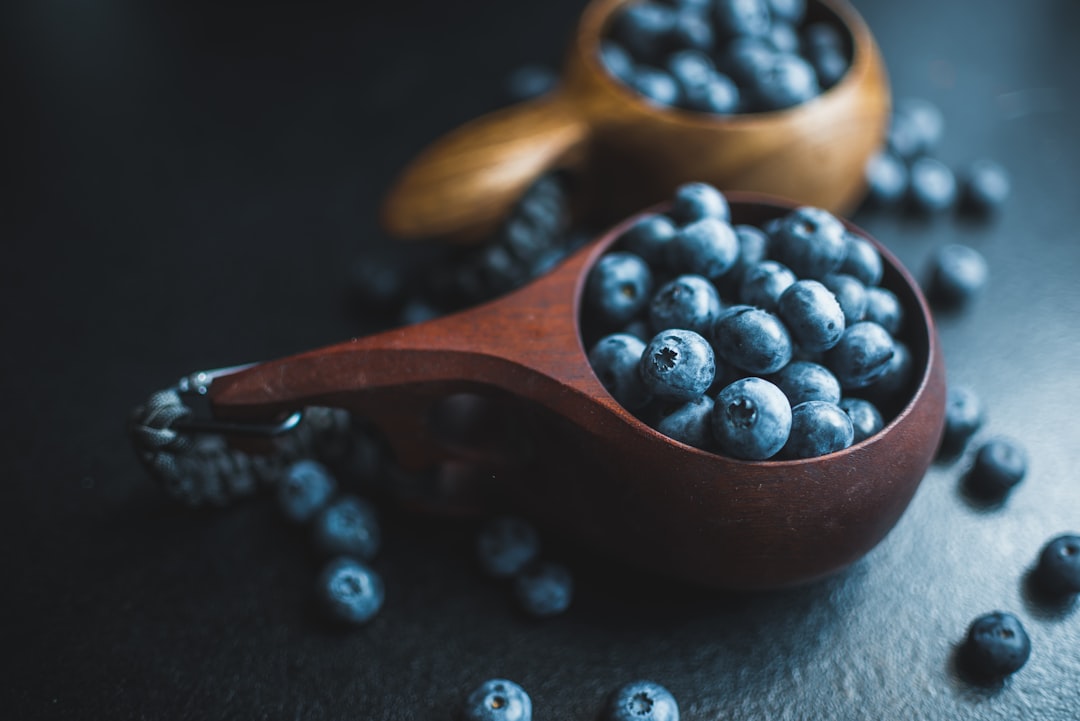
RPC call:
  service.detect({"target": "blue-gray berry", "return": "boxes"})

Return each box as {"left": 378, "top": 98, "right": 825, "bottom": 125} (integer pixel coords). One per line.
{"left": 712, "top": 377, "right": 792, "bottom": 460}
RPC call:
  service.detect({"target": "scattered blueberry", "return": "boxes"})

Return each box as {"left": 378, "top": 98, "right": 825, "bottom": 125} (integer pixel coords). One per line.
{"left": 941, "top": 385, "right": 984, "bottom": 452}
{"left": 476, "top": 516, "right": 542, "bottom": 579}
{"left": 824, "top": 321, "right": 895, "bottom": 389}
{"left": 712, "top": 377, "right": 792, "bottom": 460}
{"left": 1035, "top": 533, "right": 1080, "bottom": 596}
{"left": 585, "top": 251, "right": 654, "bottom": 327}
{"left": 863, "top": 151, "right": 908, "bottom": 207}
{"left": 777, "top": 279, "right": 845, "bottom": 352}
{"left": 770, "top": 361, "right": 841, "bottom": 406}
{"left": 838, "top": 397, "right": 884, "bottom": 443}
{"left": 649, "top": 274, "right": 724, "bottom": 335}
{"left": 888, "top": 97, "right": 944, "bottom": 160}
{"left": 967, "top": 437, "right": 1028, "bottom": 497}
{"left": 461, "top": 679, "right": 533, "bottom": 721}
{"left": 908, "top": 157, "right": 957, "bottom": 213}
{"left": 962, "top": 159, "right": 1011, "bottom": 214}
{"left": 927, "top": 243, "right": 988, "bottom": 306}
{"left": 666, "top": 217, "right": 740, "bottom": 281}
{"left": 601, "top": 680, "right": 680, "bottom": 721}
{"left": 711, "top": 305, "right": 793, "bottom": 374}
{"left": 640, "top": 329, "right": 716, "bottom": 402}
{"left": 312, "top": 495, "right": 381, "bottom": 560}
{"left": 589, "top": 333, "right": 653, "bottom": 410}
{"left": 514, "top": 561, "right": 573, "bottom": 618}
{"left": 781, "top": 400, "right": 854, "bottom": 458}
{"left": 316, "top": 557, "right": 384, "bottom": 625}
{"left": 277, "top": 459, "right": 336, "bottom": 523}
{"left": 961, "top": 611, "right": 1031, "bottom": 681}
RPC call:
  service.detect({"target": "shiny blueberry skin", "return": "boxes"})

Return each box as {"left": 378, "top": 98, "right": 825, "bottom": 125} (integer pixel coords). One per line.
{"left": 968, "top": 437, "right": 1028, "bottom": 497}
{"left": 585, "top": 252, "right": 654, "bottom": 327}
{"left": 476, "top": 516, "right": 541, "bottom": 579}
{"left": 908, "top": 157, "right": 957, "bottom": 213}
{"left": 312, "top": 495, "right": 380, "bottom": 560}
{"left": 824, "top": 321, "right": 895, "bottom": 389}
{"left": 649, "top": 274, "right": 723, "bottom": 335}
{"left": 514, "top": 561, "right": 573, "bottom": 618}
{"left": 771, "top": 361, "right": 841, "bottom": 406}
{"left": 461, "top": 679, "right": 533, "bottom": 721}
{"left": 712, "top": 377, "right": 792, "bottom": 460}
{"left": 711, "top": 305, "right": 793, "bottom": 374}
{"left": 316, "top": 557, "right": 384, "bottom": 625}
{"left": 589, "top": 333, "right": 653, "bottom": 410}
{"left": 942, "top": 385, "right": 984, "bottom": 451}
{"left": 962, "top": 159, "right": 1011, "bottom": 213}
{"left": 601, "top": 680, "right": 680, "bottom": 721}
{"left": 838, "top": 397, "right": 884, "bottom": 443}
{"left": 641, "top": 329, "right": 716, "bottom": 402}
{"left": 927, "top": 243, "right": 988, "bottom": 306}
{"left": 278, "top": 459, "right": 337, "bottom": 523}
{"left": 863, "top": 286, "right": 903, "bottom": 335}
{"left": 778, "top": 279, "right": 846, "bottom": 352}
{"left": 889, "top": 97, "right": 945, "bottom": 159}
{"left": 863, "top": 151, "right": 908, "bottom": 207}
{"left": 619, "top": 213, "right": 678, "bottom": 265}
{"left": 714, "top": 0, "right": 771, "bottom": 38}
{"left": 656, "top": 395, "right": 715, "bottom": 450}
{"left": 629, "top": 67, "right": 681, "bottom": 107}
{"left": 666, "top": 217, "right": 739, "bottom": 281}
{"left": 822, "top": 273, "right": 868, "bottom": 325}
{"left": 739, "top": 260, "right": 796, "bottom": 312}
{"left": 770, "top": 206, "right": 847, "bottom": 279}
{"left": 781, "top": 400, "right": 854, "bottom": 459}
{"left": 750, "top": 53, "right": 820, "bottom": 111}
{"left": 839, "top": 232, "right": 883, "bottom": 287}
{"left": 962, "top": 612, "right": 1031, "bottom": 681}
{"left": 1035, "top": 533, "right": 1080, "bottom": 595}
{"left": 670, "top": 182, "right": 731, "bottom": 225}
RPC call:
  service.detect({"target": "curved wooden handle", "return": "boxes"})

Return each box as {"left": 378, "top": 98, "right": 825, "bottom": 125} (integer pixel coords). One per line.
{"left": 380, "top": 91, "right": 591, "bottom": 242}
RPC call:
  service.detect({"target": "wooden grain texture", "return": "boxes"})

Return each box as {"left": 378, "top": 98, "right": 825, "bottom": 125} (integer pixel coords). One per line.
{"left": 211, "top": 196, "right": 943, "bottom": 590}
{"left": 380, "top": 0, "right": 890, "bottom": 243}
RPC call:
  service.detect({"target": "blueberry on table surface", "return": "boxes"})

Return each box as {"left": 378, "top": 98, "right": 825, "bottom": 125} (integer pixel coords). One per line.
{"left": 311, "top": 495, "right": 380, "bottom": 560}
{"left": 476, "top": 516, "right": 541, "bottom": 579}
{"left": 739, "top": 259, "right": 796, "bottom": 312}
{"left": 670, "top": 182, "right": 731, "bottom": 225}
{"left": 962, "top": 159, "right": 1011, "bottom": 213}
{"left": 824, "top": 321, "right": 895, "bottom": 389}
{"left": 601, "top": 679, "right": 680, "bottom": 721}
{"left": 514, "top": 561, "right": 573, "bottom": 618}
{"left": 461, "top": 679, "right": 533, "bottom": 721}
{"left": 712, "top": 376, "right": 792, "bottom": 460}
{"left": 649, "top": 274, "right": 723, "bottom": 335}
{"left": 777, "top": 279, "right": 846, "bottom": 353}
{"left": 781, "top": 400, "right": 854, "bottom": 458}
{"left": 838, "top": 397, "right": 884, "bottom": 443}
{"left": 770, "top": 360, "right": 841, "bottom": 406}
{"left": 655, "top": 395, "right": 715, "bottom": 450}
{"left": 628, "top": 67, "right": 681, "bottom": 107}
{"left": 619, "top": 213, "right": 678, "bottom": 266}
{"left": 770, "top": 206, "right": 847, "bottom": 280}
{"left": 640, "top": 329, "right": 716, "bottom": 402}
{"left": 890, "top": 97, "right": 945, "bottom": 159}
{"left": 504, "top": 64, "right": 557, "bottom": 102}
{"left": 927, "top": 243, "right": 988, "bottom": 306}
{"left": 941, "top": 384, "right": 984, "bottom": 452}
{"left": 1035, "top": 533, "right": 1080, "bottom": 595}
{"left": 316, "top": 557, "right": 384, "bottom": 625}
{"left": 589, "top": 333, "right": 653, "bottom": 410}
{"left": 666, "top": 216, "right": 739, "bottom": 281}
{"left": 713, "top": 0, "right": 772, "bottom": 39}
{"left": 968, "top": 437, "right": 1028, "bottom": 497}
{"left": 585, "top": 251, "right": 654, "bottom": 327}
{"left": 863, "top": 286, "right": 903, "bottom": 335}
{"left": 277, "top": 459, "right": 336, "bottom": 523}
{"left": 748, "top": 52, "right": 820, "bottom": 111}
{"left": 821, "top": 272, "right": 868, "bottom": 325}
{"left": 863, "top": 151, "right": 908, "bottom": 207}
{"left": 961, "top": 611, "right": 1031, "bottom": 681}
{"left": 839, "top": 231, "right": 883, "bottom": 289}
{"left": 711, "top": 305, "right": 793, "bottom": 375}
{"left": 908, "top": 156, "right": 957, "bottom": 213}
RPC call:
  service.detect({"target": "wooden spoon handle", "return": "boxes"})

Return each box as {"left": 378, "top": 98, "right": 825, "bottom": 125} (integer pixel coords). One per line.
{"left": 380, "top": 91, "right": 590, "bottom": 242}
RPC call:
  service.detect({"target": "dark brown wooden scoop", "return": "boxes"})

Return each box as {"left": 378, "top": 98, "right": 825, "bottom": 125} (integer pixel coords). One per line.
{"left": 210, "top": 195, "right": 944, "bottom": 590}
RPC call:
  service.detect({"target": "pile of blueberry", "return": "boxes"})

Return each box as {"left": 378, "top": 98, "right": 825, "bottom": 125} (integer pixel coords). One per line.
{"left": 583, "top": 181, "right": 912, "bottom": 460}
{"left": 600, "top": 0, "right": 849, "bottom": 114}
{"left": 459, "top": 677, "right": 679, "bottom": 721}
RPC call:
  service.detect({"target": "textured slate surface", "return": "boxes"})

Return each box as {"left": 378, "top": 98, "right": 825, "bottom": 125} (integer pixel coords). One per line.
{"left": 2, "top": 0, "right": 1077, "bottom": 719}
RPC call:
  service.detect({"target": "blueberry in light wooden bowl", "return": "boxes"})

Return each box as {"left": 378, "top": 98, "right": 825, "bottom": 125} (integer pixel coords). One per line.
{"left": 208, "top": 194, "right": 942, "bottom": 591}
{"left": 381, "top": 0, "right": 890, "bottom": 243}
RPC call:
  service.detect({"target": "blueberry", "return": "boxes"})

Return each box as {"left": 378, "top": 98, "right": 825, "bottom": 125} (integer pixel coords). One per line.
{"left": 719, "top": 36, "right": 776, "bottom": 86}
{"left": 278, "top": 459, "right": 336, "bottom": 523}
{"left": 771, "top": 361, "right": 841, "bottom": 406}
{"left": 348, "top": 255, "right": 412, "bottom": 316}
{"left": 838, "top": 397, "right": 884, "bottom": 443}
{"left": 312, "top": 495, "right": 381, "bottom": 560}
{"left": 927, "top": 243, "right": 988, "bottom": 306}
{"left": 739, "top": 260, "right": 796, "bottom": 312}
{"left": 712, "top": 377, "right": 792, "bottom": 460}
{"left": 889, "top": 98, "right": 945, "bottom": 159}
{"left": 863, "top": 151, "right": 908, "bottom": 207}
{"left": 941, "top": 385, "right": 984, "bottom": 452}
{"left": 860, "top": 338, "right": 913, "bottom": 402}
{"left": 777, "top": 279, "right": 846, "bottom": 352}
{"left": 768, "top": 0, "right": 805, "bottom": 24}
{"left": 766, "top": 21, "right": 800, "bottom": 54}
{"left": 711, "top": 305, "right": 793, "bottom": 374}
{"left": 669, "top": 10, "right": 715, "bottom": 52}
{"left": 619, "top": 213, "right": 678, "bottom": 265}
{"left": 713, "top": 0, "right": 772, "bottom": 38}
{"left": 640, "top": 329, "right": 716, "bottom": 402}
{"left": 967, "top": 437, "right": 1028, "bottom": 497}
{"left": 601, "top": 680, "right": 680, "bottom": 721}
{"left": 504, "top": 64, "right": 557, "bottom": 102}
{"left": 770, "top": 206, "right": 847, "bottom": 279}
{"left": 461, "top": 679, "right": 533, "bottom": 721}
{"left": 781, "top": 400, "right": 854, "bottom": 458}
{"left": 908, "top": 157, "right": 957, "bottom": 213}
{"left": 476, "top": 516, "right": 541, "bottom": 579}
{"left": 961, "top": 612, "right": 1031, "bottom": 681}
{"left": 839, "top": 232, "right": 883, "bottom": 287}
{"left": 962, "top": 159, "right": 1010, "bottom": 214}
{"left": 316, "top": 557, "right": 384, "bottom": 625}
{"left": 667, "top": 49, "right": 715, "bottom": 93}
{"left": 800, "top": 22, "right": 843, "bottom": 54}
{"left": 589, "top": 333, "right": 653, "bottom": 410}
{"left": 585, "top": 251, "right": 654, "bottom": 327}
{"left": 611, "top": 3, "right": 677, "bottom": 63}
{"left": 806, "top": 42, "right": 847, "bottom": 88}
{"left": 863, "top": 286, "right": 903, "bottom": 335}
{"left": 821, "top": 273, "right": 868, "bottom": 325}
{"left": 649, "top": 274, "right": 723, "bottom": 335}
{"left": 721, "top": 224, "right": 770, "bottom": 292}
{"left": 669, "top": 182, "right": 731, "bottom": 225}
{"left": 1035, "top": 533, "right": 1080, "bottom": 595}
{"left": 824, "top": 321, "right": 895, "bottom": 389}
{"left": 628, "top": 67, "right": 681, "bottom": 107}
{"left": 749, "top": 53, "right": 820, "bottom": 111}
{"left": 666, "top": 217, "right": 739, "bottom": 281}
{"left": 681, "top": 72, "right": 740, "bottom": 114}
{"left": 514, "top": 561, "right": 573, "bottom": 617}
{"left": 601, "top": 40, "right": 636, "bottom": 83}
{"left": 655, "top": 395, "right": 715, "bottom": 450}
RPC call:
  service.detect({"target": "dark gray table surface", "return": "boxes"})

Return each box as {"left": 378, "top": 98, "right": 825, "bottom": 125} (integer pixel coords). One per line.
{"left": 2, "top": 0, "right": 1078, "bottom": 719}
